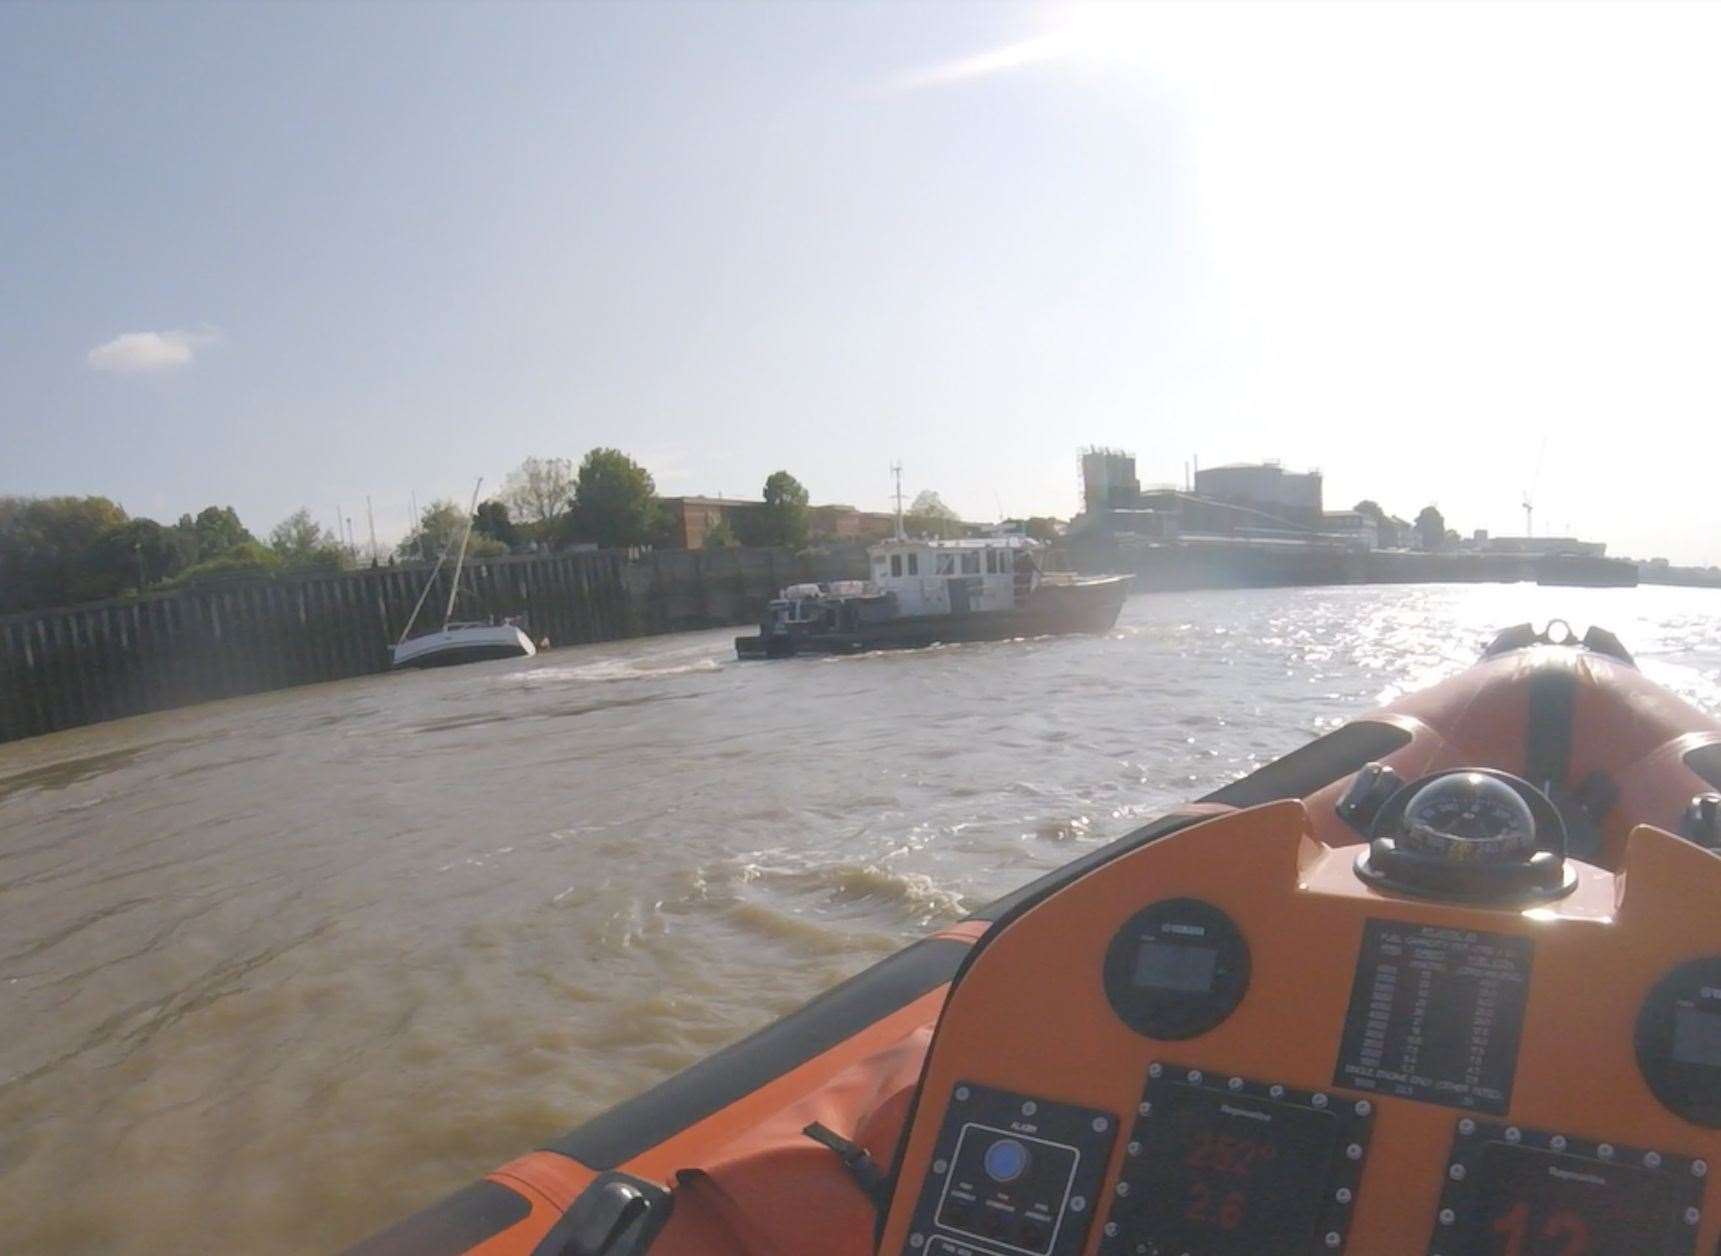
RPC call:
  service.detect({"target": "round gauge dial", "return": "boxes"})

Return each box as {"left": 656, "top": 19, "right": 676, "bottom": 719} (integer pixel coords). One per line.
{"left": 1400, "top": 772, "right": 1539, "bottom": 863}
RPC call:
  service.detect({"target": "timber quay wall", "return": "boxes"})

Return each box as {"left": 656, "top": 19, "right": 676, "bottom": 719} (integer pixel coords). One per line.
{"left": 0, "top": 544, "right": 869, "bottom": 744}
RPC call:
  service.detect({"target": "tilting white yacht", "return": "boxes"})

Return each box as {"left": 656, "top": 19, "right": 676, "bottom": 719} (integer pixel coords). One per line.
{"left": 390, "top": 479, "right": 536, "bottom": 670}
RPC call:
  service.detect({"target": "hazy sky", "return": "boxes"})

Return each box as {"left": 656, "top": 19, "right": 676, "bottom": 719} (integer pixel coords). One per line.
{"left": 4, "top": 2, "right": 1719, "bottom": 561}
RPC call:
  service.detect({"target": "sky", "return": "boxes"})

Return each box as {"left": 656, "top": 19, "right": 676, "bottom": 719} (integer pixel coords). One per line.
{"left": 3, "top": 1, "right": 1720, "bottom": 562}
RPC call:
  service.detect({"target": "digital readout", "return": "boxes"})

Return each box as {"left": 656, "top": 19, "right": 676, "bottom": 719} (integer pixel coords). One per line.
{"left": 1672, "top": 1005, "right": 1721, "bottom": 1069}
{"left": 1469, "top": 1142, "right": 1678, "bottom": 1255}
{"left": 1122, "top": 1083, "right": 1338, "bottom": 1253}
{"left": 1134, "top": 941, "right": 1219, "bottom": 992}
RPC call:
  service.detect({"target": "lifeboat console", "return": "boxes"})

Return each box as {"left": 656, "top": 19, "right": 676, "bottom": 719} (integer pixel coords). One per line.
{"left": 355, "top": 623, "right": 1721, "bottom": 1256}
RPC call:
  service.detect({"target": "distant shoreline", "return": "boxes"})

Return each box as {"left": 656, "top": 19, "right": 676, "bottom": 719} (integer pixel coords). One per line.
{"left": 4, "top": 541, "right": 1718, "bottom": 746}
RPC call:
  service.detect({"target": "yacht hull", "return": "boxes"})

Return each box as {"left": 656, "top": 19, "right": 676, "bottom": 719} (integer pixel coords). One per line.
{"left": 390, "top": 625, "right": 536, "bottom": 670}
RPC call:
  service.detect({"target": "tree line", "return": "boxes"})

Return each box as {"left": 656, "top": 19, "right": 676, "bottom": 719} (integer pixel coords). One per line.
{"left": 395, "top": 450, "right": 822, "bottom": 558}
{"left": 406, "top": 449, "right": 1031, "bottom": 556}
{"left": 3, "top": 446, "right": 1043, "bottom": 614}
{"left": 0, "top": 498, "right": 345, "bottom": 614}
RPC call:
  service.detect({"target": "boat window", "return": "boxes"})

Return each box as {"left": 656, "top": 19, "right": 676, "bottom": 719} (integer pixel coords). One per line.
{"left": 936, "top": 553, "right": 956, "bottom": 575}
{"left": 890, "top": 554, "right": 902, "bottom": 576}
{"left": 960, "top": 551, "right": 980, "bottom": 575}
{"left": 907, "top": 553, "right": 919, "bottom": 575}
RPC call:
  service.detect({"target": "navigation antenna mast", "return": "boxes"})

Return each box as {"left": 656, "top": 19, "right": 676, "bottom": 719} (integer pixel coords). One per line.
{"left": 891, "top": 461, "right": 906, "bottom": 540}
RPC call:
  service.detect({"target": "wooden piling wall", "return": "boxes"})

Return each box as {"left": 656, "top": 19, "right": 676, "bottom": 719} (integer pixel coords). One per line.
{"left": 0, "top": 545, "right": 868, "bottom": 743}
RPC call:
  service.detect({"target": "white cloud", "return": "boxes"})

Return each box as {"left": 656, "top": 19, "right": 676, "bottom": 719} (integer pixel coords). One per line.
{"left": 86, "top": 327, "right": 220, "bottom": 374}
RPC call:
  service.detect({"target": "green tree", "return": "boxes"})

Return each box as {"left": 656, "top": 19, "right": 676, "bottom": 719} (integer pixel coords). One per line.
{"left": 569, "top": 448, "right": 658, "bottom": 548}
{"left": 168, "top": 540, "right": 284, "bottom": 586}
{"left": 1353, "top": 500, "right": 1387, "bottom": 527}
{"left": 501, "top": 456, "right": 573, "bottom": 530}
{"left": 703, "top": 516, "right": 737, "bottom": 548}
{"left": 646, "top": 500, "right": 681, "bottom": 549}
{"left": 84, "top": 518, "right": 189, "bottom": 595}
{"left": 268, "top": 509, "right": 346, "bottom": 570}
{"left": 904, "top": 490, "right": 964, "bottom": 539}
{"left": 1010, "top": 516, "right": 1061, "bottom": 543}
{"left": 0, "top": 495, "right": 131, "bottom": 611}
{"left": 473, "top": 500, "right": 518, "bottom": 548}
{"left": 1415, "top": 505, "right": 1447, "bottom": 550}
{"left": 179, "top": 505, "right": 255, "bottom": 563}
{"left": 397, "top": 499, "right": 506, "bottom": 562}
{"left": 755, "top": 470, "right": 810, "bottom": 548}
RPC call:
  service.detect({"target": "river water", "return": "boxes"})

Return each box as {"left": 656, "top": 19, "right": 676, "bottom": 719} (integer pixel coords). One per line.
{"left": 2, "top": 584, "right": 1719, "bottom": 1252}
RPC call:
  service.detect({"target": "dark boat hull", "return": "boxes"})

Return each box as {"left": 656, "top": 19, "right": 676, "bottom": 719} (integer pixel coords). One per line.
{"left": 735, "top": 575, "right": 1131, "bottom": 659}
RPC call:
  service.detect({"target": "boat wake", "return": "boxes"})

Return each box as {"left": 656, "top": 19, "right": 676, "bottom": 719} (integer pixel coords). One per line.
{"left": 732, "top": 853, "right": 967, "bottom": 927}
{"left": 506, "top": 654, "right": 725, "bottom": 685}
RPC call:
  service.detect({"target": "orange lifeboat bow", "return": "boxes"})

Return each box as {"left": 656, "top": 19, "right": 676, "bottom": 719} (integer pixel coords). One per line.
{"left": 353, "top": 625, "right": 1721, "bottom": 1256}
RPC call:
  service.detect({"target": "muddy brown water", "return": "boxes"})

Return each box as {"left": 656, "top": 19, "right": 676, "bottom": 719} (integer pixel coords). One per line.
{"left": 2, "top": 585, "right": 1718, "bottom": 1252}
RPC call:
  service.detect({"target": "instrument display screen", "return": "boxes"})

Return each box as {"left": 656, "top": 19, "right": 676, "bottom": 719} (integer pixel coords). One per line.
{"left": 1133, "top": 941, "right": 1219, "bottom": 992}
{"left": 1100, "top": 1069, "right": 1372, "bottom": 1256}
{"left": 1469, "top": 1143, "right": 1675, "bottom": 1254}
{"left": 1432, "top": 1121, "right": 1705, "bottom": 1256}
{"left": 1103, "top": 899, "right": 1250, "bottom": 1040}
{"left": 1672, "top": 1005, "right": 1721, "bottom": 1068}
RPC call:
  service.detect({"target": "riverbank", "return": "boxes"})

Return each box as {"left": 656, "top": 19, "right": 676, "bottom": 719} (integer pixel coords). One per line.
{"left": 4, "top": 537, "right": 1716, "bottom": 744}
{"left": 1070, "top": 535, "right": 1720, "bottom": 591}
{"left": 0, "top": 545, "right": 870, "bottom": 744}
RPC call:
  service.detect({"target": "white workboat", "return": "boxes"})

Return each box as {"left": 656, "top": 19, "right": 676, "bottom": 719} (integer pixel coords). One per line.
{"left": 390, "top": 479, "right": 536, "bottom": 670}
{"left": 735, "top": 533, "right": 1129, "bottom": 658}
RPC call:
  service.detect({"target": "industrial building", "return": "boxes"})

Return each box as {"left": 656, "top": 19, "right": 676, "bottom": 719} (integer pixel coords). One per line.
{"left": 1481, "top": 536, "right": 1607, "bottom": 557}
{"left": 1080, "top": 448, "right": 1142, "bottom": 513}
{"left": 1078, "top": 452, "right": 1376, "bottom": 545}
{"left": 657, "top": 496, "right": 897, "bottom": 550}
{"left": 1192, "top": 462, "right": 1325, "bottom": 530}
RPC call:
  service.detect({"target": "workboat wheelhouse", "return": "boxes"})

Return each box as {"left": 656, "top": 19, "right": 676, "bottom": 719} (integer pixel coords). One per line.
{"left": 737, "top": 534, "right": 1129, "bottom": 658}
{"left": 867, "top": 535, "right": 1035, "bottom": 616}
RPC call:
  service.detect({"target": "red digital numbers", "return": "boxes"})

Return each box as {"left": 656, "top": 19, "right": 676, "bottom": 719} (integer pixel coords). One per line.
{"left": 1184, "top": 1132, "right": 1277, "bottom": 1178}
{"left": 1489, "top": 1201, "right": 1595, "bottom": 1256}
{"left": 1183, "top": 1181, "right": 1247, "bottom": 1231}
{"left": 1181, "top": 1133, "right": 1275, "bottom": 1231}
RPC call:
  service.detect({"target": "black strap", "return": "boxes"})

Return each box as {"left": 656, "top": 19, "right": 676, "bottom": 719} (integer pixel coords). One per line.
{"left": 1524, "top": 666, "right": 1575, "bottom": 794}
{"left": 803, "top": 1121, "right": 889, "bottom": 1212}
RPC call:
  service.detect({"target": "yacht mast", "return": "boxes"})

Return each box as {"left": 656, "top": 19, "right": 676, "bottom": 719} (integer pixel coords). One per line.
{"left": 396, "top": 543, "right": 450, "bottom": 647}
{"left": 891, "top": 461, "right": 905, "bottom": 541}
{"left": 442, "top": 477, "right": 484, "bottom": 625}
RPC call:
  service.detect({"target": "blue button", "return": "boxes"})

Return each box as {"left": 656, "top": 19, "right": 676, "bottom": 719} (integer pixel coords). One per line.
{"left": 982, "top": 1137, "right": 1030, "bottom": 1183}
